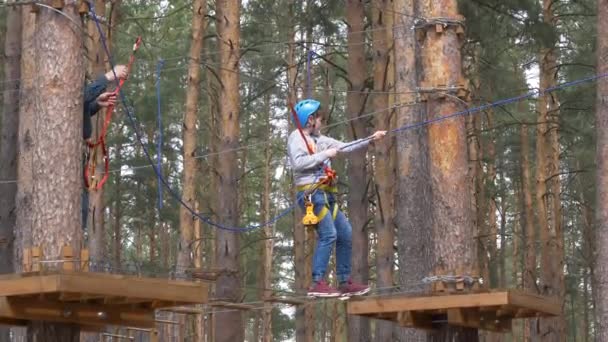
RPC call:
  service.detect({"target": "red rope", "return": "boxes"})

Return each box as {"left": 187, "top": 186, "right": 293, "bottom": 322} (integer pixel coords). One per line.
{"left": 85, "top": 36, "right": 142, "bottom": 190}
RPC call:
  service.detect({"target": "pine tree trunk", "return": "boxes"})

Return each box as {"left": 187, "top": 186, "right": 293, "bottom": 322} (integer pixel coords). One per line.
{"left": 536, "top": 1, "right": 566, "bottom": 338}
{"left": 177, "top": 0, "right": 205, "bottom": 277}
{"left": 372, "top": 0, "right": 395, "bottom": 340}
{"left": 0, "top": 7, "right": 21, "bottom": 342}
{"left": 486, "top": 111, "right": 499, "bottom": 288}
{"left": 419, "top": 0, "right": 478, "bottom": 340}
{"left": 345, "top": 0, "right": 370, "bottom": 339}
{"left": 112, "top": 143, "right": 122, "bottom": 268}
{"left": 287, "top": 5, "right": 312, "bottom": 340}
{"left": 594, "top": 0, "right": 608, "bottom": 340}
{"left": 22, "top": 3, "right": 84, "bottom": 340}
{"left": 394, "top": 0, "right": 430, "bottom": 340}
{"left": 81, "top": 3, "right": 105, "bottom": 335}
{"left": 258, "top": 94, "right": 274, "bottom": 342}
{"left": 214, "top": 0, "right": 243, "bottom": 340}
{"left": 15, "top": 4, "right": 36, "bottom": 275}
{"left": 518, "top": 122, "right": 538, "bottom": 341}
{"left": 84, "top": 0, "right": 107, "bottom": 270}
{"left": 1, "top": 6, "right": 21, "bottom": 272}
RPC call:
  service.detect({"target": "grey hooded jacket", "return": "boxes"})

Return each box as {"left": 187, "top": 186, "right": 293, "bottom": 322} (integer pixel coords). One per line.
{"left": 287, "top": 130, "right": 370, "bottom": 186}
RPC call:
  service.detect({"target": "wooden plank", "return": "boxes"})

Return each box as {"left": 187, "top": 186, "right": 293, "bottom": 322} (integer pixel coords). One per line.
{"left": 22, "top": 248, "right": 31, "bottom": 273}
{"left": 0, "top": 274, "right": 59, "bottom": 297}
{"left": 62, "top": 246, "right": 74, "bottom": 271}
{"left": 0, "top": 317, "right": 27, "bottom": 327}
{"left": 0, "top": 297, "right": 154, "bottom": 328}
{"left": 397, "top": 311, "right": 434, "bottom": 330}
{"left": 348, "top": 291, "right": 510, "bottom": 315}
{"left": 507, "top": 290, "right": 561, "bottom": 316}
{"left": 31, "top": 247, "right": 41, "bottom": 272}
{"left": 80, "top": 249, "right": 89, "bottom": 272}
{"left": 56, "top": 272, "right": 207, "bottom": 304}
{"left": 160, "top": 306, "right": 205, "bottom": 315}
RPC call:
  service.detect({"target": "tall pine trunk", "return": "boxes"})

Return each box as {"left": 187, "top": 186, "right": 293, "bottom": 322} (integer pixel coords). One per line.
{"left": 346, "top": 0, "right": 370, "bottom": 340}
{"left": 418, "top": 0, "right": 478, "bottom": 340}
{"left": 22, "top": 3, "right": 84, "bottom": 340}
{"left": 0, "top": 7, "right": 21, "bottom": 342}
{"left": 520, "top": 123, "right": 537, "bottom": 340}
{"left": 593, "top": 0, "right": 608, "bottom": 340}
{"left": 536, "top": 1, "right": 566, "bottom": 339}
{"left": 177, "top": 0, "right": 205, "bottom": 276}
{"left": 394, "top": 0, "right": 430, "bottom": 340}
{"left": 85, "top": 0, "right": 107, "bottom": 268}
{"left": 214, "top": 0, "right": 243, "bottom": 340}
{"left": 372, "top": 0, "right": 395, "bottom": 340}
{"left": 259, "top": 95, "right": 274, "bottom": 342}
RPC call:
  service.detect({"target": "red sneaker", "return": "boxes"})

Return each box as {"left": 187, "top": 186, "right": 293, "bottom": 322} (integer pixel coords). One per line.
{"left": 338, "top": 278, "right": 371, "bottom": 296}
{"left": 307, "top": 280, "right": 341, "bottom": 298}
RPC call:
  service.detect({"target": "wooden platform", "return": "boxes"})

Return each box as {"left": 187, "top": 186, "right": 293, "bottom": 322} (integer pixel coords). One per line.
{"left": 0, "top": 271, "right": 208, "bottom": 329}
{"left": 347, "top": 290, "right": 560, "bottom": 332}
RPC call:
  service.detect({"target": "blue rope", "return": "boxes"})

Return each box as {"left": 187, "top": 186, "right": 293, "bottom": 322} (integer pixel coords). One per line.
{"left": 156, "top": 59, "right": 165, "bottom": 211}
{"left": 339, "top": 73, "right": 608, "bottom": 150}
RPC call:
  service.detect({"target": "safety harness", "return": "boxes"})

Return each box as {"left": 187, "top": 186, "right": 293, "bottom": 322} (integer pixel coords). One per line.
{"left": 289, "top": 104, "right": 339, "bottom": 226}
{"left": 84, "top": 36, "right": 142, "bottom": 191}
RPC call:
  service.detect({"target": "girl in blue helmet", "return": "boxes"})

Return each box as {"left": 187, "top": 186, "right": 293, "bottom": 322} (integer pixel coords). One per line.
{"left": 288, "top": 99, "right": 387, "bottom": 297}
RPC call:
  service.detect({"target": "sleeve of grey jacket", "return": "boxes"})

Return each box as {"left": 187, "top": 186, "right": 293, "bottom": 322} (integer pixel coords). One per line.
{"left": 288, "top": 132, "right": 331, "bottom": 172}
{"left": 321, "top": 135, "right": 370, "bottom": 153}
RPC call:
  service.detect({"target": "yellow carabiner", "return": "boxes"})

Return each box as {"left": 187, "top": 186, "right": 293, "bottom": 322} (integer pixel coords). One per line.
{"left": 302, "top": 201, "right": 319, "bottom": 226}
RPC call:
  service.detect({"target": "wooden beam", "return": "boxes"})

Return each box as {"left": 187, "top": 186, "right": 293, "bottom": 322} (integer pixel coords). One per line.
{"left": 160, "top": 306, "right": 204, "bottom": 315}
{"left": 56, "top": 272, "right": 207, "bottom": 304}
{"left": 0, "top": 274, "right": 59, "bottom": 297}
{"left": 62, "top": 245, "right": 74, "bottom": 271}
{"left": 0, "top": 297, "right": 154, "bottom": 328}
{"left": 348, "top": 292, "right": 510, "bottom": 314}
{"left": 397, "top": 311, "right": 434, "bottom": 330}
{"left": 508, "top": 290, "right": 561, "bottom": 316}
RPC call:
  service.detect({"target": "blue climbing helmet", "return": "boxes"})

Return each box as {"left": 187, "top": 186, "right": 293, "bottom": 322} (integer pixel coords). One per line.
{"left": 294, "top": 99, "right": 321, "bottom": 127}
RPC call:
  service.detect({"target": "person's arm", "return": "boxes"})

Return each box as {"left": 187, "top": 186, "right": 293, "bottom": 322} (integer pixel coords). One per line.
{"left": 288, "top": 132, "right": 332, "bottom": 172}
{"left": 84, "top": 74, "right": 109, "bottom": 117}
{"left": 320, "top": 135, "right": 370, "bottom": 153}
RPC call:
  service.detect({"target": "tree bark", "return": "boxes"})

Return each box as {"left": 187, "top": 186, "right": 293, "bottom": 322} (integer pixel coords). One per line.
{"left": 594, "top": 0, "right": 608, "bottom": 340}
{"left": 345, "top": 0, "right": 370, "bottom": 340}
{"left": 214, "top": 0, "right": 243, "bottom": 340}
{"left": 177, "top": 0, "right": 205, "bottom": 276}
{"left": 85, "top": 0, "right": 107, "bottom": 271}
{"left": 536, "top": 1, "right": 566, "bottom": 339}
{"left": 419, "top": 0, "right": 478, "bottom": 340}
{"left": 520, "top": 123, "right": 537, "bottom": 340}
{"left": 0, "top": 7, "right": 22, "bottom": 342}
{"left": 258, "top": 95, "right": 274, "bottom": 342}
{"left": 21, "top": 3, "right": 84, "bottom": 340}
{"left": 372, "top": 0, "right": 396, "bottom": 340}
{"left": 394, "top": 0, "right": 430, "bottom": 341}
{"left": 1, "top": 6, "right": 21, "bottom": 272}
{"left": 287, "top": 3, "right": 312, "bottom": 340}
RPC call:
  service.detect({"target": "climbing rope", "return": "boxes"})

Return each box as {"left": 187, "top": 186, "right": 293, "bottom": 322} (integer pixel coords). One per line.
{"left": 84, "top": 35, "right": 142, "bottom": 191}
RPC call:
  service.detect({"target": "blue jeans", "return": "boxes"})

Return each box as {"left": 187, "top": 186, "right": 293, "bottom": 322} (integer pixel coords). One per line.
{"left": 297, "top": 190, "right": 352, "bottom": 283}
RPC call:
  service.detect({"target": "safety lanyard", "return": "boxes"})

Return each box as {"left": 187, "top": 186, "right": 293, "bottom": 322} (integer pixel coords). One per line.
{"left": 84, "top": 36, "right": 142, "bottom": 191}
